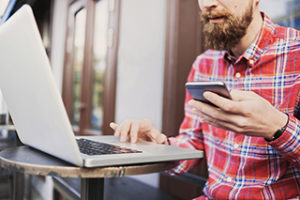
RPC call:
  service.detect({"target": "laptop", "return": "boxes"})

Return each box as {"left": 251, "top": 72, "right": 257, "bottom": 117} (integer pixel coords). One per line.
{"left": 0, "top": 5, "right": 203, "bottom": 167}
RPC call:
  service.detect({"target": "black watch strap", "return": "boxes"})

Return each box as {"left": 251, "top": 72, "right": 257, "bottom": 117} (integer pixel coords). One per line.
{"left": 265, "top": 113, "right": 289, "bottom": 142}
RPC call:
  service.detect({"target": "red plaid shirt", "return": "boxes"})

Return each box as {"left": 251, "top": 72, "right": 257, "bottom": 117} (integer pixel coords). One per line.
{"left": 169, "top": 13, "right": 300, "bottom": 200}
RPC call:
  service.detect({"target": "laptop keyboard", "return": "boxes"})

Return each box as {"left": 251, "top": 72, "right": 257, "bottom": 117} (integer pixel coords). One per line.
{"left": 76, "top": 138, "right": 142, "bottom": 156}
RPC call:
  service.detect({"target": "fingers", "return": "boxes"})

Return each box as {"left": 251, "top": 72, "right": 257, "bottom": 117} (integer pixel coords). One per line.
{"left": 156, "top": 133, "right": 168, "bottom": 144}
{"left": 203, "top": 91, "right": 240, "bottom": 113}
{"left": 110, "top": 122, "right": 121, "bottom": 137}
{"left": 188, "top": 99, "right": 240, "bottom": 125}
{"left": 229, "top": 90, "right": 257, "bottom": 101}
{"left": 119, "top": 121, "right": 132, "bottom": 142}
{"left": 147, "top": 128, "right": 167, "bottom": 144}
{"left": 139, "top": 119, "right": 167, "bottom": 144}
{"left": 110, "top": 120, "right": 143, "bottom": 143}
{"left": 199, "top": 113, "right": 245, "bottom": 133}
{"left": 109, "top": 119, "right": 167, "bottom": 144}
{"left": 110, "top": 121, "right": 139, "bottom": 143}
{"left": 110, "top": 122, "right": 118, "bottom": 130}
{"left": 202, "top": 117, "right": 239, "bottom": 132}
{"left": 110, "top": 121, "right": 131, "bottom": 142}
{"left": 130, "top": 121, "right": 139, "bottom": 143}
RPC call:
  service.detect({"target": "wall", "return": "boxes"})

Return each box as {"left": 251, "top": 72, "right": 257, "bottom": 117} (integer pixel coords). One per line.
{"left": 259, "top": 0, "right": 289, "bottom": 19}
{"left": 260, "top": 0, "right": 300, "bottom": 28}
{"left": 115, "top": 0, "right": 166, "bottom": 188}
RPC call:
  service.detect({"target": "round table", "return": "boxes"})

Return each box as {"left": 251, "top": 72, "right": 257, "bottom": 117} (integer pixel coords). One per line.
{"left": 0, "top": 146, "right": 176, "bottom": 200}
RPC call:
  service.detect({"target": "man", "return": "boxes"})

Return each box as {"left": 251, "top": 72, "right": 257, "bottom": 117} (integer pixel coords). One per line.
{"left": 110, "top": 0, "right": 300, "bottom": 199}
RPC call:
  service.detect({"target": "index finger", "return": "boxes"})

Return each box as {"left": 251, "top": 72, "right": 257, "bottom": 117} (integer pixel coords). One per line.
{"left": 110, "top": 122, "right": 121, "bottom": 137}
{"left": 110, "top": 122, "right": 118, "bottom": 130}
{"left": 203, "top": 91, "right": 240, "bottom": 113}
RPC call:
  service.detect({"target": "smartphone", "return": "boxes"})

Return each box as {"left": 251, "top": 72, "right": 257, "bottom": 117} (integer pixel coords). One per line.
{"left": 185, "top": 81, "right": 231, "bottom": 106}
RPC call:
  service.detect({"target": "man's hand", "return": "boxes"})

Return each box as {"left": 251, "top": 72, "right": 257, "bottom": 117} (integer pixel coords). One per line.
{"left": 188, "top": 90, "right": 288, "bottom": 140}
{"left": 110, "top": 119, "right": 168, "bottom": 144}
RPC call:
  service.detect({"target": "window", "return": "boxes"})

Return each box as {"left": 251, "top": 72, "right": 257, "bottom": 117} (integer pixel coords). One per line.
{"left": 72, "top": 8, "right": 86, "bottom": 128}
{"left": 90, "top": 0, "right": 108, "bottom": 131}
{"left": 260, "top": 0, "right": 300, "bottom": 29}
{"left": 62, "top": 0, "right": 119, "bottom": 135}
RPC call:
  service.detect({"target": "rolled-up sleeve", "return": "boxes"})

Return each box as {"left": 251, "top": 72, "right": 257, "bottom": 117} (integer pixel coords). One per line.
{"left": 269, "top": 114, "right": 300, "bottom": 170}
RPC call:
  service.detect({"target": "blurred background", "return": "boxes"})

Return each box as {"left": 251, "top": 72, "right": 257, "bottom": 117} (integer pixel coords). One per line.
{"left": 0, "top": 0, "right": 299, "bottom": 199}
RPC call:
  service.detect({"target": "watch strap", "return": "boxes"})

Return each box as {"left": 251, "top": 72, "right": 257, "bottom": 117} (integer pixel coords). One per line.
{"left": 265, "top": 113, "right": 289, "bottom": 142}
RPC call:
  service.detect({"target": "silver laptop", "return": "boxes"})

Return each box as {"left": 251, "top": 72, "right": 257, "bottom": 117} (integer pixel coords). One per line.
{"left": 0, "top": 5, "right": 203, "bottom": 167}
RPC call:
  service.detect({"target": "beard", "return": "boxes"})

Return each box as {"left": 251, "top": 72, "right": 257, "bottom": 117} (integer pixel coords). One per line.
{"left": 200, "top": 4, "right": 253, "bottom": 51}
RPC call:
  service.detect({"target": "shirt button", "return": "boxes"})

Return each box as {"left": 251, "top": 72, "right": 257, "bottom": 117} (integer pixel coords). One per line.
{"left": 235, "top": 72, "right": 241, "bottom": 78}
{"left": 249, "top": 59, "right": 255, "bottom": 65}
{"left": 226, "top": 177, "right": 232, "bottom": 182}
{"left": 233, "top": 143, "right": 239, "bottom": 149}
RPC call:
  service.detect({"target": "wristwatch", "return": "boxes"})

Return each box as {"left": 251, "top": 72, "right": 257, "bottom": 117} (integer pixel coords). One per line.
{"left": 265, "top": 113, "right": 289, "bottom": 142}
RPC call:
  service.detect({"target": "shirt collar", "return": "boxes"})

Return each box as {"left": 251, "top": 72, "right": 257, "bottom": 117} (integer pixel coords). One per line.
{"left": 224, "top": 12, "right": 276, "bottom": 67}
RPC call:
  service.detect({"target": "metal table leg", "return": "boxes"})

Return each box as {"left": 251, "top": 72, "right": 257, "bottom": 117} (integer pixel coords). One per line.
{"left": 12, "top": 172, "right": 24, "bottom": 200}
{"left": 81, "top": 178, "right": 104, "bottom": 200}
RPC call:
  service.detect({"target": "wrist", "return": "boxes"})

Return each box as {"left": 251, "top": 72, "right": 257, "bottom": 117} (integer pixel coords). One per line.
{"left": 265, "top": 113, "right": 289, "bottom": 142}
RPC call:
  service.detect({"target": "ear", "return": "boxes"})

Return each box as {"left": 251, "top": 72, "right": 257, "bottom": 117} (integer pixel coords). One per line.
{"left": 253, "top": 0, "right": 260, "bottom": 11}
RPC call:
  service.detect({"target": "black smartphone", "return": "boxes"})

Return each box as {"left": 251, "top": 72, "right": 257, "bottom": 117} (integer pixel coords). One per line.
{"left": 185, "top": 81, "right": 231, "bottom": 106}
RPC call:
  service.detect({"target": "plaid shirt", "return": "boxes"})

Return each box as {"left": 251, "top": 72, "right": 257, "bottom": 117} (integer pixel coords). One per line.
{"left": 169, "top": 13, "right": 300, "bottom": 200}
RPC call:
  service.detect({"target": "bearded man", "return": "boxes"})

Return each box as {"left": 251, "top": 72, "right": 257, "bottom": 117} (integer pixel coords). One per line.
{"left": 110, "top": 0, "right": 300, "bottom": 199}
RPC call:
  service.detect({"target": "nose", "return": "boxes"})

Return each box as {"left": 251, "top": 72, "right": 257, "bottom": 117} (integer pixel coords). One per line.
{"left": 198, "top": 0, "right": 218, "bottom": 10}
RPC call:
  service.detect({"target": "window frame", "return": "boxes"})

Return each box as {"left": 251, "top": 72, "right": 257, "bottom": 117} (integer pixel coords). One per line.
{"left": 62, "top": 0, "right": 120, "bottom": 136}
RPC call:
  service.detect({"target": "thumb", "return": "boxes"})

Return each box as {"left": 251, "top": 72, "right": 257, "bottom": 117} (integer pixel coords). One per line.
{"left": 156, "top": 134, "right": 168, "bottom": 144}
{"left": 149, "top": 130, "right": 167, "bottom": 144}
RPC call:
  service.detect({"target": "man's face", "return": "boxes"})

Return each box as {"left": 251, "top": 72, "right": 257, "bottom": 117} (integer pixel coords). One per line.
{"left": 198, "top": 0, "right": 254, "bottom": 51}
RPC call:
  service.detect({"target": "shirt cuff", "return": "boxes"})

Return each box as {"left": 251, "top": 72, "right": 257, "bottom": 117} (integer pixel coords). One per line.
{"left": 269, "top": 114, "right": 300, "bottom": 160}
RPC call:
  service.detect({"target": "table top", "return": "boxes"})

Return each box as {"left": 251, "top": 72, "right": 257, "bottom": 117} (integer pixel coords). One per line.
{"left": 0, "top": 146, "right": 176, "bottom": 178}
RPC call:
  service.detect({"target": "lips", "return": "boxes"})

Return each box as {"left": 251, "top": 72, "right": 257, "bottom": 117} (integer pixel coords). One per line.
{"left": 209, "top": 16, "right": 225, "bottom": 20}
{"left": 201, "top": 10, "right": 230, "bottom": 23}
{"left": 207, "top": 15, "right": 227, "bottom": 23}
